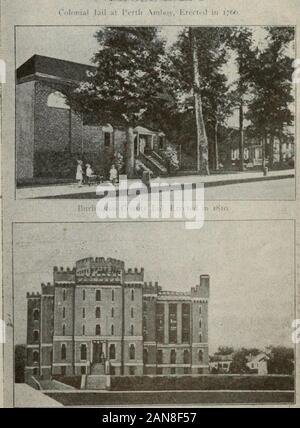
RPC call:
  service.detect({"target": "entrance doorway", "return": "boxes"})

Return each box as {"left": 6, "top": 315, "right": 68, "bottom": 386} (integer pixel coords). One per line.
{"left": 92, "top": 341, "right": 103, "bottom": 363}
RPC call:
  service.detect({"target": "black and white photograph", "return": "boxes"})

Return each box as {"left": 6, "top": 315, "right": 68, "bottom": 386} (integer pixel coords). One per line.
{"left": 13, "top": 221, "right": 295, "bottom": 406}
{"left": 15, "top": 25, "right": 295, "bottom": 200}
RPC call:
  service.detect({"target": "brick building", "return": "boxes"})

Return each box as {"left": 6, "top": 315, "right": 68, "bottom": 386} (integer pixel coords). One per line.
{"left": 16, "top": 55, "right": 166, "bottom": 183}
{"left": 25, "top": 257, "right": 209, "bottom": 380}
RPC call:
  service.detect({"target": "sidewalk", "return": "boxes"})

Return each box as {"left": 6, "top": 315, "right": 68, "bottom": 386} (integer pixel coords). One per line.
{"left": 14, "top": 384, "right": 63, "bottom": 407}
{"left": 16, "top": 169, "right": 294, "bottom": 199}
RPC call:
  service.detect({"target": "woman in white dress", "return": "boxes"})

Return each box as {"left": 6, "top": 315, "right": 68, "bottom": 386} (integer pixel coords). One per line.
{"left": 76, "top": 160, "right": 83, "bottom": 187}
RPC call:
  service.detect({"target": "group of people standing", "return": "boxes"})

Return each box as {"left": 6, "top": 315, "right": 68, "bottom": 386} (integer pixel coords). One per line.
{"left": 76, "top": 160, "right": 118, "bottom": 187}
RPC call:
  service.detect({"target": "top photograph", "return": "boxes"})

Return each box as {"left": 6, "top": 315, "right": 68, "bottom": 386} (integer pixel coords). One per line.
{"left": 15, "top": 25, "right": 296, "bottom": 200}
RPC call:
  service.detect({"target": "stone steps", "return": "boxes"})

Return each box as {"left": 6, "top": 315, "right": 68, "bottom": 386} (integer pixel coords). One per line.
{"left": 85, "top": 375, "right": 110, "bottom": 390}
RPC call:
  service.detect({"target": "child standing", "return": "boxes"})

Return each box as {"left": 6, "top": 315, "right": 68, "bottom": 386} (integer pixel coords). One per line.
{"left": 76, "top": 160, "right": 83, "bottom": 187}
{"left": 109, "top": 164, "right": 118, "bottom": 186}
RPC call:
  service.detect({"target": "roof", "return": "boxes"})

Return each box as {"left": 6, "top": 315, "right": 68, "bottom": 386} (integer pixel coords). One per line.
{"left": 246, "top": 353, "right": 270, "bottom": 363}
{"left": 134, "top": 126, "right": 157, "bottom": 136}
{"left": 17, "top": 54, "right": 96, "bottom": 83}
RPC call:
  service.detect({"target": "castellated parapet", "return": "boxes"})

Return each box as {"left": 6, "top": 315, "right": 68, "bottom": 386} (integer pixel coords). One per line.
{"left": 143, "top": 281, "right": 161, "bottom": 294}
{"left": 41, "top": 282, "right": 54, "bottom": 295}
{"left": 53, "top": 266, "right": 76, "bottom": 283}
{"left": 75, "top": 257, "right": 125, "bottom": 275}
{"left": 124, "top": 267, "right": 144, "bottom": 283}
{"left": 26, "top": 292, "right": 41, "bottom": 299}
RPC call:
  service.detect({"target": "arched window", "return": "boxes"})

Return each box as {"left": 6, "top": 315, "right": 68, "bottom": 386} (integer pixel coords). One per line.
{"left": 131, "top": 290, "right": 135, "bottom": 301}
{"left": 111, "top": 307, "right": 114, "bottom": 318}
{"left": 33, "top": 309, "right": 39, "bottom": 321}
{"left": 80, "top": 344, "right": 87, "bottom": 360}
{"left": 33, "top": 330, "right": 39, "bottom": 342}
{"left": 129, "top": 344, "right": 135, "bottom": 360}
{"left": 61, "top": 344, "right": 66, "bottom": 360}
{"left": 130, "top": 325, "right": 134, "bottom": 336}
{"left": 199, "top": 305, "right": 202, "bottom": 315}
{"left": 111, "top": 325, "right": 114, "bottom": 336}
{"left": 170, "top": 349, "right": 176, "bottom": 364}
{"left": 63, "top": 289, "right": 66, "bottom": 301}
{"left": 156, "top": 349, "right": 163, "bottom": 364}
{"left": 183, "top": 349, "right": 190, "bottom": 364}
{"left": 109, "top": 344, "right": 116, "bottom": 360}
{"left": 33, "top": 350, "right": 39, "bottom": 363}
{"left": 112, "top": 290, "right": 115, "bottom": 301}
{"left": 143, "top": 348, "right": 148, "bottom": 364}
{"left": 198, "top": 350, "right": 203, "bottom": 363}
{"left": 95, "top": 307, "right": 101, "bottom": 318}
{"left": 82, "top": 308, "right": 85, "bottom": 319}
{"left": 199, "top": 318, "right": 202, "bottom": 329}
{"left": 63, "top": 307, "right": 66, "bottom": 319}
{"left": 62, "top": 324, "right": 66, "bottom": 336}
{"left": 199, "top": 333, "right": 202, "bottom": 343}
{"left": 131, "top": 308, "right": 134, "bottom": 318}
{"left": 47, "top": 91, "right": 70, "bottom": 109}
{"left": 82, "top": 325, "right": 85, "bottom": 335}
{"left": 96, "top": 290, "right": 101, "bottom": 301}
{"left": 95, "top": 324, "right": 101, "bottom": 335}
{"left": 82, "top": 290, "right": 86, "bottom": 301}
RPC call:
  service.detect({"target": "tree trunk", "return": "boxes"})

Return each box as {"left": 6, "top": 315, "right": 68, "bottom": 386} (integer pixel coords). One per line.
{"left": 189, "top": 28, "right": 209, "bottom": 175}
{"left": 126, "top": 126, "right": 135, "bottom": 178}
{"left": 262, "top": 133, "right": 267, "bottom": 170}
{"left": 239, "top": 103, "right": 244, "bottom": 171}
{"left": 269, "top": 134, "right": 274, "bottom": 169}
{"left": 279, "top": 138, "right": 283, "bottom": 165}
{"left": 214, "top": 120, "right": 219, "bottom": 171}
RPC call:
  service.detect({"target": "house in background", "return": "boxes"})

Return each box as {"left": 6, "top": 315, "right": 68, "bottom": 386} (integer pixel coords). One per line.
{"left": 209, "top": 353, "right": 233, "bottom": 373}
{"left": 246, "top": 352, "right": 270, "bottom": 375}
{"left": 16, "top": 55, "right": 167, "bottom": 184}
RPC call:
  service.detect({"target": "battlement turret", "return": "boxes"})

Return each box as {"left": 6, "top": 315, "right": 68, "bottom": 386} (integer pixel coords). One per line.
{"left": 53, "top": 266, "right": 76, "bottom": 283}
{"left": 143, "top": 281, "right": 161, "bottom": 294}
{"left": 75, "top": 257, "right": 125, "bottom": 276}
{"left": 26, "top": 291, "right": 41, "bottom": 299}
{"left": 124, "top": 267, "right": 144, "bottom": 283}
{"left": 41, "top": 282, "right": 55, "bottom": 295}
{"left": 191, "top": 274, "right": 210, "bottom": 299}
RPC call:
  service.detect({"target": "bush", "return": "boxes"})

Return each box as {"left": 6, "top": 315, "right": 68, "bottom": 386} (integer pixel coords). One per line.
{"left": 110, "top": 375, "right": 294, "bottom": 391}
{"left": 34, "top": 150, "right": 114, "bottom": 180}
{"left": 161, "top": 145, "right": 179, "bottom": 174}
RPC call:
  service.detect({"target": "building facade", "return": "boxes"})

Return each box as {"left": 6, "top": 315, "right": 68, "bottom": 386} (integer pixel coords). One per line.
{"left": 25, "top": 257, "right": 209, "bottom": 380}
{"left": 16, "top": 55, "right": 165, "bottom": 183}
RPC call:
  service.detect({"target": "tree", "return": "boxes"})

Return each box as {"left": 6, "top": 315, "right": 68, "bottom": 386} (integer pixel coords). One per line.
{"left": 168, "top": 27, "right": 233, "bottom": 173}
{"left": 230, "top": 347, "right": 260, "bottom": 374}
{"left": 226, "top": 27, "right": 257, "bottom": 171}
{"left": 267, "top": 346, "right": 294, "bottom": 374}
{"left": 246, "top": 27, "right": 294, "bottom": 169}
{"left": 15, "top": 344, "right": 26, "bottom": 383}
{"left": 189, "top": 28, "right": 208, "bottom": 174}
{"left": 215, "top": 346, "right": 234, "bottom": 355}
{"left": 68, "top": 27, "right": 166, "bottom": 177}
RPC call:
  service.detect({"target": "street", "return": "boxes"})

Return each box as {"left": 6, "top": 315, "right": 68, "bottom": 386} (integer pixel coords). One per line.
{"left": 205, "top": 178, "right": 295, "bottom": 201}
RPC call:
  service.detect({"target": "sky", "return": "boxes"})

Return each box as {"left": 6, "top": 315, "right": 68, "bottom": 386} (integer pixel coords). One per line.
{"left": 13, "top": 221, "right": 295, "bottom": 353}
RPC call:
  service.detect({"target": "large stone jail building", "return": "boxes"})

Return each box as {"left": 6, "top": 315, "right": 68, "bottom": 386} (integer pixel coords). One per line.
{"left": 26, "top": 257, "right": 209, "bottom": 379}
{"left": 16, "top": 55, "right": 165, "bottom": 183}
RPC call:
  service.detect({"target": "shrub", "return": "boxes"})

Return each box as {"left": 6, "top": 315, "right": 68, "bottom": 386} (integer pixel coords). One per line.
{"left": 110, "top": 375, "right": 294, "bottom": 391}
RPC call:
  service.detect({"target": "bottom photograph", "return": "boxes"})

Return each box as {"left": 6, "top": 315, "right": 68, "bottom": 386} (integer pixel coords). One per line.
{"left": 13, "top": 221, "right": 295, "bottom": 407}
